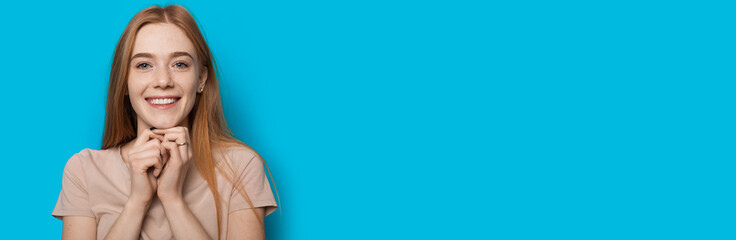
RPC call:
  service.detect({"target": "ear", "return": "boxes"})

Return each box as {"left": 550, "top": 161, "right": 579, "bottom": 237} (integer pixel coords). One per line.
{"left": 198, "top": 66, "right": 208, "bottom": 92}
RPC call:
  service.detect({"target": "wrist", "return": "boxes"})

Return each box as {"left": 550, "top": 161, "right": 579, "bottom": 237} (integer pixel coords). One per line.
{"left": 159, "top": 195, "right": 185, "bottom": 207}
{"left": 160, "top": 197, "right": 187, "bottom": 214}
{"left": 124, "top": 198, "right": 151, "bottom": 213}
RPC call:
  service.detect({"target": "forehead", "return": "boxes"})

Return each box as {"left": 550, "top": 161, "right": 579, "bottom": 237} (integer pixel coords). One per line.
{"left": 132, "top": 23, "right": 196, "bottom": 60}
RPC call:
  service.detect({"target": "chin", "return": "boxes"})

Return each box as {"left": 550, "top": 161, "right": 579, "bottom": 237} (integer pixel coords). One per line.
{"left": 146, "top": 118, "right": 182, "bottom": 129}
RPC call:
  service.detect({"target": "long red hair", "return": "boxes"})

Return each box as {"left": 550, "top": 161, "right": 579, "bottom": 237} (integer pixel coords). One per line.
{"left": 101, "top": 4, "right": 279, "bottom": 238}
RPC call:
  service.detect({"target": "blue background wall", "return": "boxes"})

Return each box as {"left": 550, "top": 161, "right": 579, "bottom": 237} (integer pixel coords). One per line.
{"left": 0, "top": 0, "right": 733, "bottom": 239}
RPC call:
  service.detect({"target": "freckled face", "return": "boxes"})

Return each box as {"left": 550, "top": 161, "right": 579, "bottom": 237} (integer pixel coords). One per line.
{"left": 127, "top": 23, "right": 207, "bottom": 129}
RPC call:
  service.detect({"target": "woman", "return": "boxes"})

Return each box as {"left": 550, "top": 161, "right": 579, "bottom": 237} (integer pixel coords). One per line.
{"left": 52, "top": 4, "right": 278, "bottom": 240}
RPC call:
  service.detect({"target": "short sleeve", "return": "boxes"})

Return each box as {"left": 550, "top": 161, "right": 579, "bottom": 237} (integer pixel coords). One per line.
{"left": 52, "top": 152, "right": 95, "bottom": 220}
{"left": 228, "top": 150, "right": 278, "bottom": 216}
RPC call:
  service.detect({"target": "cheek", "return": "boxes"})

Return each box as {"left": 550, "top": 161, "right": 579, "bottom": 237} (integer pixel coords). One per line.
{"left": 171, "top": 74, "right": 199, "bottom": 95}
{"left": 127, "top": 77, "right": 148, "bottom": 103}
{"left": 127, "top": 74, "right": 146, "bottom": 92}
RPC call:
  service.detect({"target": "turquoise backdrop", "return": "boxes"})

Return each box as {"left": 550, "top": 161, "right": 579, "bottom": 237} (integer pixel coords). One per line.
{"left": 0, "top": 0, "right": 733, "bottom": 239}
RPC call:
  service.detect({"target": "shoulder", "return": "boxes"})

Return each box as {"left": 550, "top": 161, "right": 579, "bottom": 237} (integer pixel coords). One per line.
{"left": 63, "top": 147, "right": 119, "bottom": 172}
{"left": 60, "top": 148, "right": 96, "bottom": 180}
{"left": 63, "top": 148, "right": 93, "bottom": 169}
{"left": 215, "top": 145, "right": 262, "bottom": 169}
{"left": 70, "top": 147, "right": 117, "bottom": 162}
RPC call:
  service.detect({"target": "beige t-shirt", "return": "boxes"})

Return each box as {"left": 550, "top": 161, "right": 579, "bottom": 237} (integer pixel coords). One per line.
{"left": 52, "top": 146, "right": 278, "bottom": 240}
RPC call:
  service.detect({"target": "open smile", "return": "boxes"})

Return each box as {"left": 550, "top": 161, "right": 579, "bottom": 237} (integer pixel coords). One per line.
{"left": 145, "top": 96, "right": 181, "bottom": 110}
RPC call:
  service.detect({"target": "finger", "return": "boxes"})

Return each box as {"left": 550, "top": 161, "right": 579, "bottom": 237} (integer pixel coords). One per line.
{"left": 130, "top": 153, "right": 163, "bottom": 175}
{"left": 153, "top": 127, "right": 189, "bottom": 139}
{"left": 140, "top": 145, "right": 164, "bottom": 177}
{"left": 162, "top": 141, "right": 183, "bottom": 166}
{"left": 153, "top": 128, "right": 189, "bottom": 145}
{"left": 158, "top": 139, "right": 167, "bottom": 158}
{"left": 147, "top": 171, "right": 158, "bottom": 188}
{"left": 151, "top": 127, "right": 189, "bottom": 135}
{"left": 150, "top": 155, "right": 164, "bottom": 177}
{"left": 141, "top": 138, "right": 162, "bottom": 150}
{"left": 135, "top": 129, "right": 163, "bottom": 146}
{"left": 161, "top": 132, "right": 187, "bottom": 146}
{"left": 159, "top": 138, "right": 171, "bottom": 168}
{"left": 135, "top": 130, "right": 154, "bottom": 145}
{"left": 130, "top": 148, "right": 161, "bottom": 166}
{"left": 167, "top": 139, "right": 188, "bottom": 164}
{"left": 181, "top": 143, "right": 190, "bottom": 164}
{"left": 128, "top": 149, "right": 160, "bottom": 163}
{"left": 135, "top": 140, "right": 163, "bottom": 162}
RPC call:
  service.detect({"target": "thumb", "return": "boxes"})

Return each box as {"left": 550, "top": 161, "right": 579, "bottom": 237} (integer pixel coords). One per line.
{"left": 147, "top": 171, "right": 157, "bottom": 187}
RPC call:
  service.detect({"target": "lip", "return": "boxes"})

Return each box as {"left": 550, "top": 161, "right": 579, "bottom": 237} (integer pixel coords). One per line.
{"left": 145, "top": 95, "right": 181, "bottom": 110}
{"left": 146, "top": 95, "right": 180, "bottom": 100}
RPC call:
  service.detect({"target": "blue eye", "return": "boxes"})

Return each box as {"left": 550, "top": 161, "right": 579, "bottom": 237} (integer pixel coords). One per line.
{"left": 136, "top": 63, "right": 150, "bottom": 69}
{"left": 174, "top": 62, "right": 189, "bottom": 68}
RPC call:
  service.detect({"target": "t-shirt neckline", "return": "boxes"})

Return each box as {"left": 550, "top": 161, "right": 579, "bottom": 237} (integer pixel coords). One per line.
{"left": 114, "top": 146, "right": 131, "bottom": 178}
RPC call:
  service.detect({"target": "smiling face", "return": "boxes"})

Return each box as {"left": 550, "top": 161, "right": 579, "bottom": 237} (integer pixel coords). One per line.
{"left": 127, "top": 23, "right": 207, "bottom": 129}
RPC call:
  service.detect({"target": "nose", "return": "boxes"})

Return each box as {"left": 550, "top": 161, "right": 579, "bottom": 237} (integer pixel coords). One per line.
{"left": 153, "top": 67, "right": 174, "bottom": 89}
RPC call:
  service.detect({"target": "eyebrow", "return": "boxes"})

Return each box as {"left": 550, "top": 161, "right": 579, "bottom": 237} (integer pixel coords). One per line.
{"left": 130, "top": 51, "right": 194, "bottom": 61}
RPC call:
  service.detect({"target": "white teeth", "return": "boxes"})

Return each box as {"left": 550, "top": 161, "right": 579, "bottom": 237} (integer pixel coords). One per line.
{"left": 149, "top": 98, "right": 177, "bottom": 105}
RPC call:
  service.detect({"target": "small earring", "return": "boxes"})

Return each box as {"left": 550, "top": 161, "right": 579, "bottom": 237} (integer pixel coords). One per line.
{"left": 199, "top": 87, "right": 204, "bottom": 92}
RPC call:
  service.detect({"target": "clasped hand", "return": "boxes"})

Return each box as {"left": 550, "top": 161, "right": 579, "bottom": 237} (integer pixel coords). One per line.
{"left": 125, "top": 127, "right": 193, "bottom": 205}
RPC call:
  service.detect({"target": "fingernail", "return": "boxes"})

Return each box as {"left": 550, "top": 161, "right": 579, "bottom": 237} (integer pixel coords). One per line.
{"left": 150, "top": 127, "right": 157, "bottom": 131}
